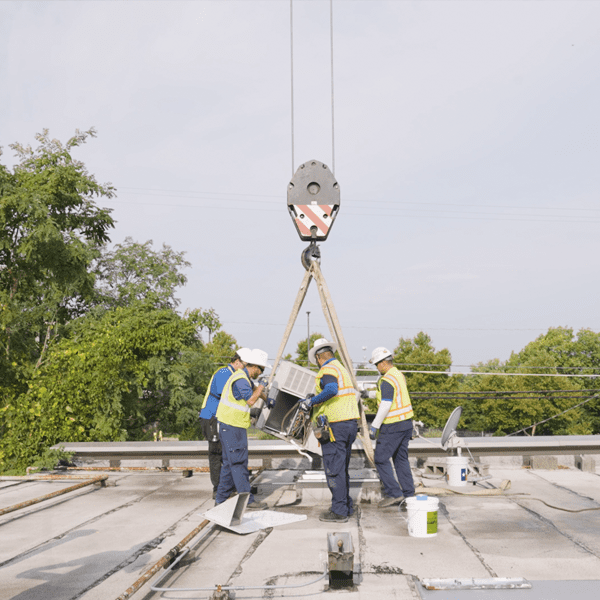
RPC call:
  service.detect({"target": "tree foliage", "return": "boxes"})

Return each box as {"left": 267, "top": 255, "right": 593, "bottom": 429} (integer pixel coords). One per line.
{"left": 0, "top": 304, "right": 227, "bottom": 472}
{"left": 392, "top": 332, "right": 462, "bottom": 427}
{"left": 94, "top": 237, "right": 190, "bottom": 310}
{"left": 460, "top": 327, "right": 598, "bottom": 435}
{"left": 0, "top": 129, "right": 114, "bottom": 392}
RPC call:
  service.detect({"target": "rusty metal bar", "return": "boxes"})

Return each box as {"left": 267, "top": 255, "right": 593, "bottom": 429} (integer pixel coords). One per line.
{"left": 0, "top": 475, "right": 108, "bottom": 517}
{"left": 64, "top": 466, "right": 211, "bottom": 473}
{"left": 115, "top": 519, "right": 212, "bottom": 600}
{"left": 114, "top": 467, "right": 264, "bottom": 599}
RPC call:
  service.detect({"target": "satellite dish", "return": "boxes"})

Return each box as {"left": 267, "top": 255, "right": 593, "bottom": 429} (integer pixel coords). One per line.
{"left": 441, "top": 406, "right": 463, "bottom": 451}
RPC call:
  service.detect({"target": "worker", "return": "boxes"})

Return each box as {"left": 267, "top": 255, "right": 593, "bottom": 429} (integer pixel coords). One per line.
{"left": 215, "top": 348, "right": 270, "bottom": 510}
{"left": 298, "top": 338, "right": 360, "bottom": 523}
{"left": 199, "top": 347, "right": 251, "bottom": 499}
{"left": 368, "top": 347, "right": 415, "bottom": 507}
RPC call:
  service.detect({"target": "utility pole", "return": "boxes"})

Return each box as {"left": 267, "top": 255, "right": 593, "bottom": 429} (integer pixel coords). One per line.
{"left": 306, "top": 311, "right": 310, "bottom": 366}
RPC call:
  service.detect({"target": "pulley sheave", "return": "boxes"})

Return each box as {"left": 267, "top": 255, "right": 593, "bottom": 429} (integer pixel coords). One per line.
{"left": 287, "top": 160, "right": 340, "bottom": 242}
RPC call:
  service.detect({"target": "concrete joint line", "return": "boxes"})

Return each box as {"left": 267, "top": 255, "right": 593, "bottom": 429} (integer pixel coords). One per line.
{"left": 0, "top": 485, "right": 96, "bottom": 528}
{"left": 526, "top": 469, "right": 600, "bottom": 506}
{"left": 229, "top": 528, "right": 273, "bottom": 584}
{"left": 510, "top": 497, "right": 600, "bottom": 560}
{"left": 71, "top": 499, "right": 212, "bottom": 600}
{"left": 69, "top": 534, "right": 167, "bottom": 600}
{"left": 437, "top": 503, "right": 498, "bottom": 578}
{"left": 0, "top": 475, "right": 182, "bottom": 569}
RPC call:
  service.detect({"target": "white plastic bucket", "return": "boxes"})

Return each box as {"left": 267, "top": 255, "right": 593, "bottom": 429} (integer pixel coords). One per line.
{"left": 446, "top": 456, "right": 469, "bottom": 487}
{"left": 405, "top": 495, "right": 439, "bottom": 538}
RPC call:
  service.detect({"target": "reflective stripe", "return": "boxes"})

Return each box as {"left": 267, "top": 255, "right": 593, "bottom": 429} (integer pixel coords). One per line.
{"left": 201, "top": 365, "right": 235, "bottom": 410}
{"left": 216, "top": 370, "right": 252, "bottom": 429}
{"left": 376, "top": 366, "right": 414, "bottom": 424}
{"left": 219, "top": 392, "right": 250, "bottom": 415}
{"left": 313, "top": 359, "right": 359, "bottom": 424}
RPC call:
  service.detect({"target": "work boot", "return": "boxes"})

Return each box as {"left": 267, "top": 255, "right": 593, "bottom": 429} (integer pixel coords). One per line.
{"left": 319, "top": 510, "right": 349, "bottom": 523}
{"left": 378, "top": 495, "right": 404, "bottom": 508}
{"left": 246, "top": 500, "right": 268, "bottom": 510}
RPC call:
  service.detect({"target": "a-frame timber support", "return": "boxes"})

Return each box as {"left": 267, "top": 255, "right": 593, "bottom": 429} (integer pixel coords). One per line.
{"left": 268, "top": 257, "right": 375, "bottom": 467}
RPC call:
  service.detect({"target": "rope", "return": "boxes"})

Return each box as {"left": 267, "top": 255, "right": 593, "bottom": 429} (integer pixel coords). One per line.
{"left": 290, "top": 0, "right": 295, "bottom": 176}
{"left": 330, "top": 0, "right": 335, "bottom": 174}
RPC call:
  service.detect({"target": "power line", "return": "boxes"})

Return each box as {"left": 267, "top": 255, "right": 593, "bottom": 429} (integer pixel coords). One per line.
{"left": 117, "top": 186, "right": 600, "bottom": 213}
{"left": 220, "top": 319, "right": 578, "bottom": 332}
{"left": 507, "top": 392, "right": 600, "bottom": 436}
{"left": 116, "top": 190, "right": 599, "bottom": 220}
{"left": 102, "top": 198, "right": 600, "bottom": 225}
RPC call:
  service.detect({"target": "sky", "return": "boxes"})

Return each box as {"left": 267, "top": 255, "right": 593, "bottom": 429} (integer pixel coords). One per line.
{"left": 1, "top": 0, "right": 599, "bottom": 373}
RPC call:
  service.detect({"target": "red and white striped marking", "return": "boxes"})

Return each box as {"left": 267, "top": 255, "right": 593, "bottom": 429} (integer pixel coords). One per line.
{"left": 294, "top": 204, "right": 335, "bottom": 238}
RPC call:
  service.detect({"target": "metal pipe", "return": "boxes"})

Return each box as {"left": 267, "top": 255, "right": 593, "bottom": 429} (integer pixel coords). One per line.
{"left": 114, "top": 520, "right": 213, "bottom": 600}
{"left": 64, "top": 466, "right": 211, "bottom": 472}
{"left": 150, "top": 553, "right": 328, "bottom": 593}
{"left": 0, "top": 475, "right": 108, "bottom": 517}
{"left": 114, "top": 468, "right": 264, "bottom": 599}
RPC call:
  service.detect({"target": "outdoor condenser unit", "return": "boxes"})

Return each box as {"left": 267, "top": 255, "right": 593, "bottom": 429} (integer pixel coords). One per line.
{"left": 256, "top": 361, "right": 322, "bottom": 456}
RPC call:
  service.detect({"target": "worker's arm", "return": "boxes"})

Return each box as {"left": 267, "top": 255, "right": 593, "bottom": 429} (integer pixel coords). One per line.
{"left": 370, "top": 381, "right": 394, "bottom": 437}
{"left": 231, "top": 379, "right": 266, "bottom": 408}
{"left": 307, "top": 374, "right": 338, "bottom": 406}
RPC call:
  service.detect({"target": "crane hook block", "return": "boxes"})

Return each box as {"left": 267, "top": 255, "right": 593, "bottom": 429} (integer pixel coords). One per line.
{"left": 287, "top": 160, "right": 340, "bottom": 242}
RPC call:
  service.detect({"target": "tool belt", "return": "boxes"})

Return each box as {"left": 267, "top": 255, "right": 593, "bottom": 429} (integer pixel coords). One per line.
{"left": 313, "top": 414, "right": 334, "bottom": 444}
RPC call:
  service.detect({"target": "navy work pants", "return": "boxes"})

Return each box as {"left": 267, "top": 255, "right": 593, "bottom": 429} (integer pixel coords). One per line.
{"left": 321, "top": 419, "right": 358, "bottom": 517}
{"left": 201, "top": 417, "right": 222, "bottom": 493}
{"left": 374, "top": 421, "right": 415, "bottom": 499}
{"left": 215, "top": 422, "right": 254, "bottom": 504}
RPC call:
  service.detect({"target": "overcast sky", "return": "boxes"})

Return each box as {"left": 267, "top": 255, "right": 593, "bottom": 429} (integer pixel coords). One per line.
{"left": 1, "top": 0, "right": 599, "bottom": 372}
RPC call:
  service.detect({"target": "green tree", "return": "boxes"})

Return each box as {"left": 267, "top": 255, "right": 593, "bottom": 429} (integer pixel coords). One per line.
{"left": 460, "top": 327, "right": 598, "bottom": 435}
{"left": 94, "top": 237, "right": 190, "bottom": 310}
{"left": 0, "top": 129, "right": 114, "bottom": 393}
{"left": 0, "top": 304, "right": 212, "bottom": 471}
{"left": 393, "top": 332, "right": 461, "bottom": 427}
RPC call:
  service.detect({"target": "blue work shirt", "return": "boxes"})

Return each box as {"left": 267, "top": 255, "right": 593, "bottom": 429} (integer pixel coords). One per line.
{"left": 309, "top": 357, "right": 338, "bottom": 406}
{"left": 231, "top": 367, "right": 255, "bottom": 401}
{"left": 199, "top": 364, "right": 236, "bottom": 419}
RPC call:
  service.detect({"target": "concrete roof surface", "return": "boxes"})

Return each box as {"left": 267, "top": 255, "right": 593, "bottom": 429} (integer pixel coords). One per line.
{"left": 1, "top": 461, "right": 600, "bottom": 600}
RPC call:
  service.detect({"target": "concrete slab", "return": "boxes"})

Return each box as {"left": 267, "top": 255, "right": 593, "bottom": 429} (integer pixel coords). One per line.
{"left": 1, "top": 463, "right": 600, "bottom": 600}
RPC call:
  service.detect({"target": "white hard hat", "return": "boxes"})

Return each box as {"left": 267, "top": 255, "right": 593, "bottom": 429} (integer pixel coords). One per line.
{"left": 236, "top": 348, "right": 252, "bottom": 363}
{"left": 369, "top": 347, "right": 393, "bottom": 364}
{"left": 308, "top": 338, "right": 338, "bottom": 366}
{"left": 248, "top": 348, "right": 270, "bottom": 369}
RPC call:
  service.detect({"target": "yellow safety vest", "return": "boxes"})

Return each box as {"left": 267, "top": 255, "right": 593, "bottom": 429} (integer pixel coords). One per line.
{"left": 312, "top": 359, "right": 359, "bottom": 424}
{"left": 200, "top": 365, "right": 235, "bottom": 410}
{"left": 376, "top": 366, "right": 414, "bottom": 424}
{"left": 216, "top": 370, "right": 252, "bottom": 429}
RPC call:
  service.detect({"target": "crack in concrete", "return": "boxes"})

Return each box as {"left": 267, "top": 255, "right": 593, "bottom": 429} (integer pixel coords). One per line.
{"left": 526, "top": 469, "right": 600, "bottom": 506}
{"left": 228, "top": 527, "right": 273, "bottom": 583}
{"left": 0, "top": 477, "right": 167, "bottom": 569}
{"left": 437, "top": 501, "right": 498, "bottom": 578}
{"left": 510, "top": 497, "right": 600, "bottom": 560}
{"left": 67, "top": 500, "right": 208, "bottom": 600}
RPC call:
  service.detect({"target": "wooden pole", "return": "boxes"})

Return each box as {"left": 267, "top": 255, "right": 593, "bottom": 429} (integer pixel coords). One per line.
{"left": 268, "top": 267, "right": 313, "bottom": 386}
{"left": 312, "top": 262, "right": 375, "bottom": 467}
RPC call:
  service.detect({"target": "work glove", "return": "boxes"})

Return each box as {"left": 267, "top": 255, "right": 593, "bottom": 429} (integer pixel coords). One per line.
{"left": 257, "top": 377, "right": 269, "bottom": 389}
{"left": 250, "top": 407, "right": 261, "bottom": 419}
{"left": 369, "top": 426, "right": 378, "bottom": 440}
{"left": 360, "top": 390, "right": 369, "bottom": 400}
{"left": 306, "top": 393, "right": 315, "bottom": 400}
{"left": 298, "top": 399, "right": 312, "bottom": 413}
{"left": 265, "top": 396, "right": 276, "bottom": 409}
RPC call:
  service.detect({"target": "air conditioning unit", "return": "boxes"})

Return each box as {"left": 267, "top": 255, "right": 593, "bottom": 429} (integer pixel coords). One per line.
{"left": 256, "top": 361, "right": 321, "bottom": 456}
{"left": 275, "top": 361, "right": 316, "bottom": 398}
